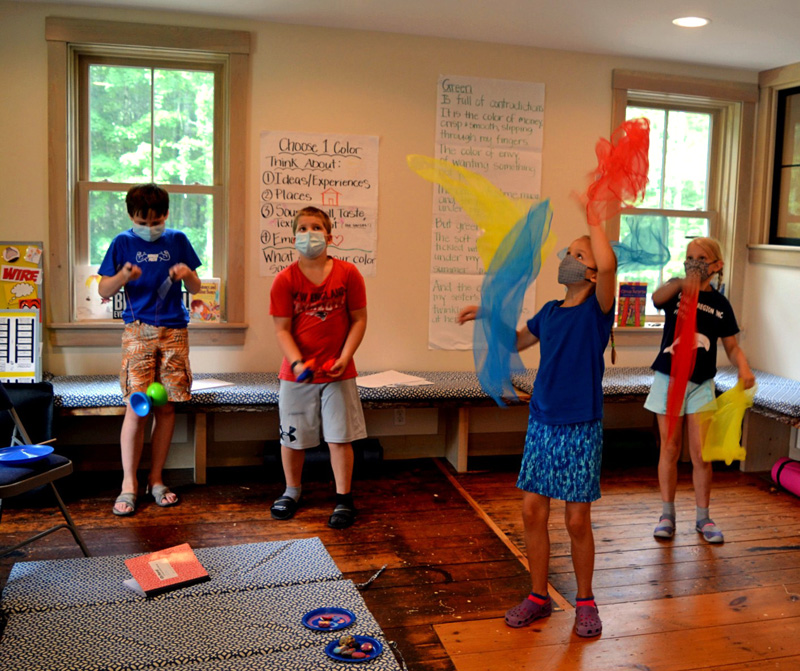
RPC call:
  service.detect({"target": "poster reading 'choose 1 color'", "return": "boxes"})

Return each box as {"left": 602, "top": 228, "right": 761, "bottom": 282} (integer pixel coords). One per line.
{"left": 259, "top": 131, "right": 379, "bottom": 278}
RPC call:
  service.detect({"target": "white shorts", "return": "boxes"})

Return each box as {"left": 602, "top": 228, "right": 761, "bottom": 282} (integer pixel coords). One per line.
{"left": 278, "top": 377, "right": 367, "bottom": 449}
{"left": 644, "top": 371, "right": 717, "bottom": 416}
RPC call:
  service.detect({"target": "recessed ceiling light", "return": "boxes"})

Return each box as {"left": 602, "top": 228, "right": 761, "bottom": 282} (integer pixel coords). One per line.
{"left": 673, "top": 16, "right": 710, "bottom": 28}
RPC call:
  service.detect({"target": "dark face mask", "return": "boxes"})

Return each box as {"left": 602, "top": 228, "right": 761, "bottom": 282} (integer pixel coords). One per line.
{"left": 558, "top": 254, "right": 594, "bottom": 285}
{"left": 684, "top": 258, "right": 711, "bottom": 281}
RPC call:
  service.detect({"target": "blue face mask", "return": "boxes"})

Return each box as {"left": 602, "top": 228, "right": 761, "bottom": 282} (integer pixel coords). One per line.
{"left": 295, "top": 231, "right": 327, "bottom": 259}
{"left": 132, "top": 222, "right": 165, "bottom": 242}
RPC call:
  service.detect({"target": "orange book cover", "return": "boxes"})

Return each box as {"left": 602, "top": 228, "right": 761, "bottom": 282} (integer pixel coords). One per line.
{"left": 124, "top": 543, "right": 210, "bottom": 597}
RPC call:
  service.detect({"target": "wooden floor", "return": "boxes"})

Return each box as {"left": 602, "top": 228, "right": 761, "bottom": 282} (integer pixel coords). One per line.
{"left": 1, "top": 440, "right": 799, "bottom": 671}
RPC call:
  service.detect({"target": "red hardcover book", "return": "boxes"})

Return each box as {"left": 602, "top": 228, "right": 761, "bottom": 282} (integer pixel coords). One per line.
{"left": 124, "top": 543, "right": 210, "bottom": 597}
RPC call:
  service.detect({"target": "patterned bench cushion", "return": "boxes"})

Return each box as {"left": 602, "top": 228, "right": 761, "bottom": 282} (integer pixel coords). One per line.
{"left": 50, "top": 371, "right": 499, "bottom": 408}
{"left": 49, "top": 366, "right": 800, "bottom": 423}
{"left": 512, "top": 366, "right": 655, "bottom": 397}
{"left": 0, "top": 579, "right": 399, "bottom": 671}
{"left": 715, "top": 366, "right": 800, "bottom": 425}
{"left": 1, "top": 538, "right": 340, "bottom": 614}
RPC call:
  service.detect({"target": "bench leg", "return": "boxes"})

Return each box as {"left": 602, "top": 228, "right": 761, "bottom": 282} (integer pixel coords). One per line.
{"left": 740, "top": 412, "right": 792, "bottom": 473}
{"left": 193, "top": 412, "right": 207, "bottom": 484}
{"left": 445, "top": 407, "right": 470, "bottom": 473}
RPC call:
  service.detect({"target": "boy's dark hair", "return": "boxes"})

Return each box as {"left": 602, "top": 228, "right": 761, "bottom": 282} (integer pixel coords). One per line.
{"left": 292, "top": 206, "right": 332, "bottom": 234}
{"left": 126, "top": 183, "right": 170, "bottom": 218}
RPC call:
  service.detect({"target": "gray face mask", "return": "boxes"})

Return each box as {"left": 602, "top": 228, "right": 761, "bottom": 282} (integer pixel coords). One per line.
{"left": 558, "top": 254, "right": 593, "bottom": 285}
{"left": 684, "top": 258, "right": 711, "bottom": 281}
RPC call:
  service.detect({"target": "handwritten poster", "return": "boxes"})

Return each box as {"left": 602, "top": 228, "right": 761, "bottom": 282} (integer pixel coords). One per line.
{"left": 259, "top": 131, "right": 379, "bottom": 277}
{"left": 0, "top": 311, "right": 41, "bottom": 383}
{"left": 429, "top": 76, "right": 545, "bottom": 349}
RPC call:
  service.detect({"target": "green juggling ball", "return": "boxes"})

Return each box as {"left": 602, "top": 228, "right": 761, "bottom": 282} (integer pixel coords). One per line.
{"left": 147, "top": 382, "right": 168, "bottom": 406}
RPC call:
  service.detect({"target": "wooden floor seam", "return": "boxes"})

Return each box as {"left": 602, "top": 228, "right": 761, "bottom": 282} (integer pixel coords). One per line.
{"left": 432, "top": 457, "right": 573, "bottom": 612}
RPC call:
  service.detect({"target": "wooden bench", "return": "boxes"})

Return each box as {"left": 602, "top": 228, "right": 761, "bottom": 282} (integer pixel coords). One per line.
{"left": 50, "top": 371, "right": 528, "bottom": 481}
{"left": 48, "top": 366, "right": 800, "bottom": 479}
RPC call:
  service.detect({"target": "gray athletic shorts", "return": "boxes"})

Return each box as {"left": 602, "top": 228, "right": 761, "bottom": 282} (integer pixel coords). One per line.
{"left": 278, "top": 377, "right": 367, "bottom": 449}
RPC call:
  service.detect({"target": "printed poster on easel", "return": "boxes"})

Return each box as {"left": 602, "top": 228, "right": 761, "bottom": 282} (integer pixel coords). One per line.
{"left": 0, "top": 242, "right": 44, "bottom": 383}
{"left": 259, "top": 131, "right": 379, "bottom": 278}
{"left": 429, "top": 76, "right": 545, "bottom": 350}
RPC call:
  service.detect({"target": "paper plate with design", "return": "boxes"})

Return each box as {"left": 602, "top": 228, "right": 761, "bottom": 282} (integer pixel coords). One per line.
{"left": 324, "top": 635, "right": 383, "bottom": 662}
{"left": 302, "top": 607, "right": 356, "bottom": 631}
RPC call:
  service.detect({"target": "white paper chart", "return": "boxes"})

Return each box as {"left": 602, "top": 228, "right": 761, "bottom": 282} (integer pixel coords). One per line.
{"left": 0, "top": 311, "right": 41, "bottom": 383}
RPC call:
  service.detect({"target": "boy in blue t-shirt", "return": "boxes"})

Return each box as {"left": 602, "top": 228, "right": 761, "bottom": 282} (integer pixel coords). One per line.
{"left": 98, "top": 183, "right": 202, "bottom": 517}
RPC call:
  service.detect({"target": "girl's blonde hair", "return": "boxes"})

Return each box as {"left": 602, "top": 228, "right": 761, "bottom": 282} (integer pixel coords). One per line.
{"left": 689, "top": 236, "right": 724, "bottom": 287}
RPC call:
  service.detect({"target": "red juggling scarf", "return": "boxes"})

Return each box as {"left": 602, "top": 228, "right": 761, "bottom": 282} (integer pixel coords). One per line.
{"left": 666, "top": 281, "right": 699, "bottom": 440}
{"left": 584, "top": 117, "right": 650, "bottom": 227}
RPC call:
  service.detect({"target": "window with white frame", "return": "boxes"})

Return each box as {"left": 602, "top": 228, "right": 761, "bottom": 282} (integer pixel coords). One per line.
{"left": 618, "top": 103, "right": 717, "bottom": 317}
{"left": 610, "top": 71, "right": 757, "bottom": 326}
{"left": 46, "top": 18, "right": 249, "bottom": 346}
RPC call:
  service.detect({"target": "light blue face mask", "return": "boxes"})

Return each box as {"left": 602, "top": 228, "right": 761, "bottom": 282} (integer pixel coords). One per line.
{"left": 132, "top": 222, "right": 165, "bottom": 242}
{"left": 295, "top": 231, "right": 327, "bottom": 259}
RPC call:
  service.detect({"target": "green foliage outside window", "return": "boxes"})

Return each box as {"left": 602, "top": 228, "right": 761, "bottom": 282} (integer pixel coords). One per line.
{"left": 621, "top": 106, "right": 713, "bottom": 316}
{"left": 87, "top": 65, "right": 215, "bottom": 273}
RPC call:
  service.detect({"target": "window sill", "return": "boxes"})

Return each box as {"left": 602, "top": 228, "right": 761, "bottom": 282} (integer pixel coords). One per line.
{"left": 48, "top": 322, "right": 248, "bottom": 347}
{"left": 748, "top": 244, "right": 800, "bottom": 268}
{"left": 613, "top": 324, "right": 663, "bottom": 347}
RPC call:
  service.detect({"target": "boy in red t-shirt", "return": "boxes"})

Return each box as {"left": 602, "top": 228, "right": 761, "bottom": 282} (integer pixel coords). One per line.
{"left": 269, "top": 206, "right": 368, "bottom": 529}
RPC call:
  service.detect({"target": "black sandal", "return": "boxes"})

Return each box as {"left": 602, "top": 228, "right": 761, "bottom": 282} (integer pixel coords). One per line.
{"left": 270, "top": 495, "right": 299, "bottom": 520}
{"left": 328, "top": 503, "right": 356, "bottom": 529}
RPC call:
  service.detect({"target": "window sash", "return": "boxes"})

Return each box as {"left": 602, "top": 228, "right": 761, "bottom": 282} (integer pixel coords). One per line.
{"left": 769, "top": 85, "right": 800, "bottom": 246}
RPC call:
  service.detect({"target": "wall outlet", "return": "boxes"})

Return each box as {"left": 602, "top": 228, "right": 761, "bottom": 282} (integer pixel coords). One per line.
{"left": 393, "top": 408, "right": 406, "bottom": 426}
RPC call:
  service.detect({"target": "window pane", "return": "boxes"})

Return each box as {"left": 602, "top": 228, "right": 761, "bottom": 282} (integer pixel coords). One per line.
{"left": 781, "top": 91, "right": 800, "bottom": 166}
{"left": 618, "top": 214, "right": 709, "bottom": 316}
{"left": 89, "top": 190, "right": 128, "bottom": 266}
{"left": 664, "top": 111, "right": 710, "bottom": 210}
{"left": 627, "top": 106, "right": 665, "bottom": 208}
{"left": 154, "top": 69, "right": 215, "bottom": 185}
{"left": 776, "top": 166, "right": 800, "bottom": 239}
{"left": 89, "top": 66, "right": 152, "bottom": 182}
{"left": 167, "top": 192, "right": 214, "bottom": 276}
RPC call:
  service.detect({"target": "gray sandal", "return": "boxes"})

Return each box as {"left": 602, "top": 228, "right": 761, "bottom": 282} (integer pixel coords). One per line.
{"left": 149, "top": 484, "right": 179, "bottom": 507}
{"left": 654, "top": 513, "right": 676, "bottom": 539}
{"left": 112, "top": 492, "right": 137, "bottom": 516}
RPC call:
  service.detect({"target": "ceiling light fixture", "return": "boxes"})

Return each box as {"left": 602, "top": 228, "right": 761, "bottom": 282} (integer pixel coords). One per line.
{"left": 673, "top": 16, "right": 710, "bottom": 28}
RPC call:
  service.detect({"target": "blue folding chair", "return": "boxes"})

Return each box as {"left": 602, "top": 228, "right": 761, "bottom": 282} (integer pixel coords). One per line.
{"left": 0, "top": 381, "right": 89, "bottom": 558}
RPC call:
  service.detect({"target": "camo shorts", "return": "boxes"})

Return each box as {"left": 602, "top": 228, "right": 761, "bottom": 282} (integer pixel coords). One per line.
{"left": 120, "top": 322, "right": 192, "bottom": 402}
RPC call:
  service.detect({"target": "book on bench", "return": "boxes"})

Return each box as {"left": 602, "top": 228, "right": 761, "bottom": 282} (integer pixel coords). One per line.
{"left": 124, "top": 543, "right": 210, "bottom": 597}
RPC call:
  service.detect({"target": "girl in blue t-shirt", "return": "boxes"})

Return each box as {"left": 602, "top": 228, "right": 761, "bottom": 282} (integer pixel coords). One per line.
{"left": 458, "top": 221, "right": 616, "bottom": 638}
{"left": 645, "top": 238, "right": 754, "bottom": 545}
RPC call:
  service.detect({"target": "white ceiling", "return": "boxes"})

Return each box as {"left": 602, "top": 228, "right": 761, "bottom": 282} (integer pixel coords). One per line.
{"left": 14, "top": 0, "right": 800, "bottom": 71}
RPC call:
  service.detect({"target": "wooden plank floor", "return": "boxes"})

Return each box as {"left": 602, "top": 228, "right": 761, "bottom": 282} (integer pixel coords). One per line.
{"left": 1, "top": 442, "right": 799, "bottom": 671}
{"left": 0, "top": 457, "right": 530, "bottom": 671}
{"left": 441, "top": 443, "right": 800, "bottom": 671}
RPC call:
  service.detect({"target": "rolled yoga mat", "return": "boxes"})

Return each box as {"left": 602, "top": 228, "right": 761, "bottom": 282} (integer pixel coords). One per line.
{"left": 771, "top": 457, "right": 800, "bottom": 496}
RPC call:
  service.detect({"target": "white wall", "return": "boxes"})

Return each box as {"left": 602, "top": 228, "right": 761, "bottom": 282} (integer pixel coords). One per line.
{"left": 740, "top": 262, "right": 800, "bottom": 377}
{"left": 1, "top": 0, "right": 768, "bottom": 380}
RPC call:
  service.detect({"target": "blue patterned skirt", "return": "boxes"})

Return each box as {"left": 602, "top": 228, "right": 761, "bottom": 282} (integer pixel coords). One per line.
{"left": 516, "top": 416, "right": 603, "bottom": 502}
